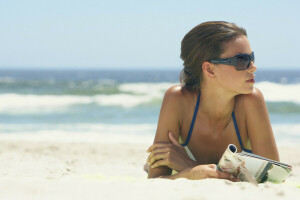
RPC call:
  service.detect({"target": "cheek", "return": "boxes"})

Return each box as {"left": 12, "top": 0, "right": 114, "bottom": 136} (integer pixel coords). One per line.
{"left": 228, "top": 76, "right": 254, "bottom": 94}
{"left": 216, "top": 69, "right": 239, "bottom": 86}
{"left": 216, "top": 70, "right": 248, "bottom": 93}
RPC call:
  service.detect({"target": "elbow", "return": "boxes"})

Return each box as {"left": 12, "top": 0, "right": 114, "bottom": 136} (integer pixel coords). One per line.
{"left": 147, "top": 167, "right": 172, "bottom": 179}
{"left": 147, "top": 174, "right": 157, "bottom": 179}
{"left": 147, "top": 171, "right": 165, "bottom": 179}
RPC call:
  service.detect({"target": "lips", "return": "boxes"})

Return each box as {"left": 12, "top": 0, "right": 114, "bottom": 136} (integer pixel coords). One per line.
{"left": 246, "top": 78, "right": 255, "bottom": 83}
{"left": 246, "top": 75, "right": 255, "bottom": 82}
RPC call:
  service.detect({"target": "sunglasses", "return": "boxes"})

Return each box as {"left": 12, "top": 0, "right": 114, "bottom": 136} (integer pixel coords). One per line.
{"left": 210, "top": 51, "right": 255, "bottom": 71}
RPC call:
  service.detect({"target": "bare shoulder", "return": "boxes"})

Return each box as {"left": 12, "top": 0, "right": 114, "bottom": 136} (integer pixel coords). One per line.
{"left": 235, "top": 87, "right": 266, "bottom": 111}
{"left": 159, "top": 85, "right": 194, "bottom": 132}
{"left": 236, "top": 88, "right": 279, "bottom": 160}
{"left": 163, "top": 85, "right": 192, "bottom": 105}
{"left": 164, "top": 84, "right": 190, "bottom": 96}
{"left": 164, "top": 85, "right": 183, "bottom": 98}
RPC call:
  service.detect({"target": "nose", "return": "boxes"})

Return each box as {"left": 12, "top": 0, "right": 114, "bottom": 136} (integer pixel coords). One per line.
{"left": 248, "top": 61, "right": 257, "bottom": 73}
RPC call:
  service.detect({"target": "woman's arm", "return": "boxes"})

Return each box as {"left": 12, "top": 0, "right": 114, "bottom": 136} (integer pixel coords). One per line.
{"left": 147, "top": 85, "right": 240, "bottom": 181}
{"left": 242, "top": 88, "right": 279, "bottom": 161}
{"left": 147, "top": 131, "right": 199, "bottom": 172}
{"left": 157, "top": 164, "right": 238, "bottom": 181}
{"left": 147, "top": 86, "right": 183, "bottom": 178}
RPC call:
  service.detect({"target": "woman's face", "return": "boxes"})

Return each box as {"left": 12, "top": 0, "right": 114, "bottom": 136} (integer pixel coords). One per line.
{"left": 213, "top": 35, "right": 257, "bottom": 95}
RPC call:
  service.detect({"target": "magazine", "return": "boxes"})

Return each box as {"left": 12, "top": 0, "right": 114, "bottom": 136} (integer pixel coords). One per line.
{"left": 217, "top": 144, "right": 292, "bottom": 184}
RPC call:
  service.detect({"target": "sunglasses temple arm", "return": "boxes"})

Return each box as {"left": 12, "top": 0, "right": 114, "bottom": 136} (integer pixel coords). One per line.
{"left": 210, "top": 58, "right": 231, "bottom": 65}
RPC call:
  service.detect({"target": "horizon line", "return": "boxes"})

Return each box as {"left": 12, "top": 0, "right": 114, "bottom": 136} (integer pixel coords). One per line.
{"left": 0, "top": 66, "right": 299, "bottom": 71}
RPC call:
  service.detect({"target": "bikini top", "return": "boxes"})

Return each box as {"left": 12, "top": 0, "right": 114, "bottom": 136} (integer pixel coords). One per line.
{"left": 181, "top": 91, "right": 252, "bottom": 153}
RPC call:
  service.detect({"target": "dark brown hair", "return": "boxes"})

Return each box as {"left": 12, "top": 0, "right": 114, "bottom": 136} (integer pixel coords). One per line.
{"left": 179, "top": 21, "right": 247, "bottom": 91}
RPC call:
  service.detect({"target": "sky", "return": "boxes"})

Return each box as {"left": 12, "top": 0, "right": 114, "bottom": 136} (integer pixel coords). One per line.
{"left": 0, "top": 0, "right": 300, "bottom": 70}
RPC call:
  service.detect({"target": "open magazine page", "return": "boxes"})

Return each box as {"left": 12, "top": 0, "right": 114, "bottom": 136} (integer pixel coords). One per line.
{"left": 217, "top": 144, "right": 292, "bottom": 183}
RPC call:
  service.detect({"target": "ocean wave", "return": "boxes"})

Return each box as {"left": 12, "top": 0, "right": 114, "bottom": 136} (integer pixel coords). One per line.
{"left": 272, "top": 124, "right": 300, "bottom": 145}
{"left": 117, "top": 82, "right": 300, "bottom": 105}
{"left": 0, "top": 94, "right": 92, "bottom": 114}
{"left": 0, "top": 77, "right": 16, "bottom": 83}
{"left": 0, "top": 82, "right": 300, "bottom": 115}
{"left": 273, "top": 124, "right": 300, "bottom": 136}
{"left": 255, "top": 82, "right": 300, "bottom": 103}
{"left": 0, "top": 123, "right": 156, "bottom": 134}
{"left": 0, "top": 92, "right": 164, "bottom": 114}
{"left": 1, "top": 78, "right": 299, "bottom": 102}
{"left": 0, "top": 83, "right": 174, "bottom": 114}
{"left": 119, "top": 82, "right": 173, "bottom": 95}
{"left": 0, "top": 123, "right": 156, "bottom": 144}
{"left": 119, "top": 82, "right": 300, "bottom": 105}
{"left": 0, "top": 78, "right": 120, "bottom": 95}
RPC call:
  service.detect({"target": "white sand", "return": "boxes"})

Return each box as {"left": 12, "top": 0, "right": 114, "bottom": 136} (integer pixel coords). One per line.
{"left": 0, "top": 133, "right": 299, "bottom": 200}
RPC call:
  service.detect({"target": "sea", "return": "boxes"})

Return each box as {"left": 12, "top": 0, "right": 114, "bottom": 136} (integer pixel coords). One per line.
{"left": 0, "top": 69, "right": 300, "bottom": 145}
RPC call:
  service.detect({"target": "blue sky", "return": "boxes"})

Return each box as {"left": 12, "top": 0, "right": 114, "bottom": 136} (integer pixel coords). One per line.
{"left": 0, "top": 0, "right": 299, "bottom": 70}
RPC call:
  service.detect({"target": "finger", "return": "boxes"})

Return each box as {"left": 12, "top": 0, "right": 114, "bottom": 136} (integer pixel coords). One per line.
{"left": 208, "top": 164, "right": 217, "bottom": 169}
{"left": 148, "top": 152, "right": 169, "bottom": 166}
{"left": 207, "top": 168, "right": 232, "bottom": 180}
{"left": 168, "top": 131, "right": 182, "bottom": 147}
{"left": 147, "top": 143, "right": 171, "bottom": 153}
{"left": 206, "top": 166, "right": 239, "bottom": 181}
{"left": 151, "top": 158, "right": 169, "bottom": 168}
{"left": 147, "top": 145, "right": 154, "bottom": 153}
{"left": 147, "top": 147, "right": 172, "bottom": 162}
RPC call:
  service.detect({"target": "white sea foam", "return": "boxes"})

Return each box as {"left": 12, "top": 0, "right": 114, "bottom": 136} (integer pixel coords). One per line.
{"left": 0, "top": 123, "right": 156, "bottom": 144}
{"left": 0, "top": 77, "right": 15, "bottom": 83}
{"left": 96, "top": 82, "right": 174, "bottom": 107}
{"left": 93, "top": 94, "right": 152, "bottom": 107}
{"left": 118, "top": 82, "right": 300, "bottom": 104}
{"left": 0, "top": 94, "right": 93, "bottom": 114}
{"left": 0, "top": 82, "right": 299, "bottom": 115}
{"left": 271, "top": 123, "right": 300, "bottom": 146}
{"left": 255, "top": 82, "right": 300, "bottom": 103}
{"left": 273, "top": 124, "right": 300, "bottom": 137}
{"left": 0, "top": 83, "right": 174, "bottom": 114}
{"left": 119, "top": 82, "right": 174, "bottom": 95}
{"left": 0, "top": 93, "right": 162, "bottom": 114}
{"left": 90, "top": 82, "right": 175, "bottom": 107}
{"left": 0, "top": 123, "right": 156, "bottom": 134}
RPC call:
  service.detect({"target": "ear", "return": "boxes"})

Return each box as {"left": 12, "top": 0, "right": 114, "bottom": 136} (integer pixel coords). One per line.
{"left": 202, "top": 61, "right": 215, "bottom": 79}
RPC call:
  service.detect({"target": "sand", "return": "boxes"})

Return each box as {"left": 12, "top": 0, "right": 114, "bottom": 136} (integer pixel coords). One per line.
{"left": 0, "top": 133, "right": 299, "bottom": 200}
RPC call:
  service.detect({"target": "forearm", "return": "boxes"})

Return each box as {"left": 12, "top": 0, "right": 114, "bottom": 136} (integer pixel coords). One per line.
{"left": 148, "top": 160, "right": 199, "bottom": 179}
{"left": 150, "top": 164, "right": 235, "bottom": 181}
{"left": 159, "top": 169, "right": 191, "bottom": 180}
{"left": 147, "top": 166, "right": 172, "bottom": 179}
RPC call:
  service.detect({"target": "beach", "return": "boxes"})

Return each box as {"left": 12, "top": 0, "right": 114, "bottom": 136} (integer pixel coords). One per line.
{"left": 0, "top": 69, "right": 300, "bottom": 199}
{"left": 0, "top": 133, "right": 299, "bottom": 200}
{"left": 1, "top": 0, "right": 300, "bottom": 197}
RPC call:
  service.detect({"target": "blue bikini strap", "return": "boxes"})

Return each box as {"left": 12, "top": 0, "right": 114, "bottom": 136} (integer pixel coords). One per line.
{"left": 232, "top": 112, "right": 252, "bottom": 153}
{"left": 182, "top": 91, "right": 201, "bottom": 146}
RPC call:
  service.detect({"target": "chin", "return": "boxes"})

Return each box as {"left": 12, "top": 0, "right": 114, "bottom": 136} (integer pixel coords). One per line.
{"left": 241, "top": 86, "right": 254, "bottom": 94}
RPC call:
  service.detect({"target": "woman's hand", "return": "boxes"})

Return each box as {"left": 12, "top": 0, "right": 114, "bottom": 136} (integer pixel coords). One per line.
{"left": 146, "top": 131, "right": 198, "bottom": 172}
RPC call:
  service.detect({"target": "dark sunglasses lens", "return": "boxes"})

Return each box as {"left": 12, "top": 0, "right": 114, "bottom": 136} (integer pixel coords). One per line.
{"left": 236, "top": 54, "right": 251, "bottom": 70}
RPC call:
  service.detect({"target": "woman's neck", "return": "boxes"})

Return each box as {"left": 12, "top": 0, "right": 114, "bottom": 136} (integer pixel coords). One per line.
{"left": 198, "top": 83, "right": 236, "bottom": 130}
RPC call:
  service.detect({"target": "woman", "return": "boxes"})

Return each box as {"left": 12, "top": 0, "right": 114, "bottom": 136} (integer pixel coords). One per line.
{"left": 146, "top": 21, "right": 279, "bottom": 180}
